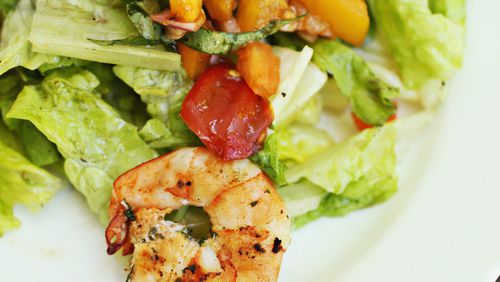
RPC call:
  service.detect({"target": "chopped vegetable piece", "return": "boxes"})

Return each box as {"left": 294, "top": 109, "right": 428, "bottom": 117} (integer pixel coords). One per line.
{"left": 312, "top": 39, "right": 398, "bottom": 126}
{"left": 177, "top": 43, "right": 211, "bottom": 80}
{"left": 180, "top": 18, "right": 298, "bottom": 55}
{"left": 204, "top": 0, "right": 236, "bottom": 22}
{"left": 250, "top": 133, "right": 287, "bottom": 186}
{"left": 236, "top": 0, "right": 290, "bottom": 32}
{"left": 299, "top": 0, "right": 369, "bottom": 46}
{"left": 125, "top": 1, "right": 162, "bottom": 40}
{"left": 181, "top": 64, "right": 273, "bottom": 160}
{"left": 352, "top": 112, "right": 397, "bottom": 131}
{"left": 170, "top": 0, "right": 203, "bottom": 22}
{"left": 237, "top": 42, "right": 280, "bottom": 97}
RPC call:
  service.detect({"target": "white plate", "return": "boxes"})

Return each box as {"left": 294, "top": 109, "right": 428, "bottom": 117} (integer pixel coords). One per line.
{"left": 1, "top": 1, "right": 500, "bottom": 281}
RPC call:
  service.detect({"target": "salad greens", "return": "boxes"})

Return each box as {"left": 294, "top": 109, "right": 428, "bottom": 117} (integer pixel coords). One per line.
{"left": 0, "top": 136, "right": 61, "bottom": 235}
{"left": 7, "top": 68, "right": 157, "bottom": 223}
{"left": 125, "top": 0, "right": 162, "bottom": 41}
{"left": 29, "top": 0, "right": 182, "bottom": 71}
{"left": 113, "top": 65, "right": 200, "bottom": 149}
{"left": 312, "top": 39, "right": 399, "bottom": 126}
{"left": 0, "top": 0, "right": 466, "bottom": 235}
{"left": 368, "top": 0, "right": 465, "bottom": 89}
{"left": 0, "top": 72, "right": 61, "bottom": 166}
{"left": 181, "top": 18, "right": 299, "bottom": 55}
{"left": 0, "top": 0, "right": 57, "bottom": 75}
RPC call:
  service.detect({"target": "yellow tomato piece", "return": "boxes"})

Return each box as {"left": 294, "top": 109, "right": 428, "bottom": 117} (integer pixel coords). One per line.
{"left": 170, "top": 0, "right": 203, "bottom": 22}
{"left": 236, "top": 0, "right": 290, "bottom": 32}
{"left": 299, "top": 0, "right": 369, "bottom": 46}
{"left": 204, "top": 0, "right": 236, "bottom": 22}
{"left": 237, "top": 42, "right": 280, "bottom": 98}
{"left": 178, "top": 43, "right": 211, "bottom": 80}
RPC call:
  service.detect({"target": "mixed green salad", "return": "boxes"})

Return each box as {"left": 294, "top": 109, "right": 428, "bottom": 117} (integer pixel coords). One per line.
{"left": 0, "top": 0, "right": 465, "bottom": 236}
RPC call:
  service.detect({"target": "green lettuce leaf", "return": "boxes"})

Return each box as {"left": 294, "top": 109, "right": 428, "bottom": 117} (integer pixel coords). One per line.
{"left": 0, "top": 0, "right": 19, "bottom": 16}
{"left": 429, "top": 0, "right": 466, "bottom": 25}
{"left": 0, "top": 72, "right": 61, "bottom": 166}
{"left": 84, "top": 63, "right": 149, "bottom": 127}
{"left": 38, "top": 57, "right": 90, "bottom": 75}
{"left": 270, "top": 46, "right": 327, "bottom": 128}
{"left": 0, "top": 139, "right": 61, "bottom": 236}
{"left": 368, "top": 0, "right": 465, "bottom": 89}
{"left": 0, "top": 0, "right": 58, "bottom": 75}
{"left": 29, "top": 0, "right": 181, "bottom": 71}
{"left": 278, "top": 180, "right": 327, "bottom": 219}
{"left": 250, "top": 133, "right": 287, "bottom": 186}
{"left": 285, "top": 123, "right": 398, "bottom": 228}
{"left": 293, "top": 95, "right": 324, "bottom": 126}
{"left": 113, "top": 65, "right": 200, "bottom": 149}
{"left": 7, "top": 68, "right": 157, "bottom": 223}
{"left": 181, "top": 18, "right": 300, "bottom": 55}
{"left": 292, "top": 178, "right": 397, "bottom": 229}
{"left": 0, "top": 117, "right": 22, "bottom": 153}
{"left": 312, "top": 39, "right": 398, "bottom": 126}
{"left": 124, "top": 0, "right": 162, "bottom": 40}
{"left": 286, "top": 122, "right": 397, "bottom": 195}
{"left": 277, "top": 124, "right": 334, "bottom": 165}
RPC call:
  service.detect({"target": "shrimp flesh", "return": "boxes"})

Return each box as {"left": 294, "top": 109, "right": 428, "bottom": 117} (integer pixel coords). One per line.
{"left": 105, "top": 147, "right": 291, "bottom": 282}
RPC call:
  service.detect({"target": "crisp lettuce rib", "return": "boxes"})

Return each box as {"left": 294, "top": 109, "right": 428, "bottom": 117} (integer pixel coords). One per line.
{"left": 7, "top": 68, "right": 157, "bottom": 223}
{"left": 29, "top": 0, "right": 182, "bottom": 71}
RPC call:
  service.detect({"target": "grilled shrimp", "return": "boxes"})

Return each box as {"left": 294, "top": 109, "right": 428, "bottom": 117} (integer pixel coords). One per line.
{"left": 105, "top": 147, "right": 291, "bottom": 282}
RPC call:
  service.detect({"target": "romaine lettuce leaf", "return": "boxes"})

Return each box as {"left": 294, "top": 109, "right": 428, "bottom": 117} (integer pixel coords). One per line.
{"left": 270, "top": 46, "right": 328, "bottom": 128}
{"left": 38, "top": 57, "right": 90, "bottom": 75}
{"left": 0, "top": 0, "right": 58, "bottom": 75}
{"left": 113, "top": 65, "right": 200, "bottom": 149}
{"left": 312, "top": 39, "right": 398, "bottom": 126}
{"left": 278, "top": 181, "right": 327, "bottom": 218}
{"left": 368, "top": 0, "right": 465, "bottom": 89}
{"left": 0, "top": 118, "right": 21, "bottom": 153}
{"left": 293, "top": 95, "right": 324, "bottom": 126}
{"left": 286, "top": 123, "right": 398, "bottom": 228}
{"left": 285, "top": 112, "right": 434, "bottom": 229}
{"left": 0, "top": 72, "right": 61, "bottom": 166}
{"left": 429, "top": 0, "right": 466, "bottom": 25}
{"left": 286, "top": 122, "right": 397, "bottom": 195}
{"left": 0, "top": 139, "right": 61, "bottom": 236}
{"left": 84, "top": 63, "right": 149, "bottom": 127}
{"left": 0, "top": 0, "right": 19, "bottom": 16}
{"left": 292, "top": 178, "right": 397, "bottom": 229}
{"left": 250, "top": 133, "right": 287, "bottom": 186}
{"left": 277, "top": 124, "right": 334, "bottom": 165}
{"left": 250, "top": 123, "right": 333, "bottom": 186}
{"left": 29, "top": 0, "right": 182, "bottom": 71}
{"left": 7, "top": 68, "right": 157, "bottom": 223}
{"left": 125, "top": 0, "right": 162, "bottom": 41}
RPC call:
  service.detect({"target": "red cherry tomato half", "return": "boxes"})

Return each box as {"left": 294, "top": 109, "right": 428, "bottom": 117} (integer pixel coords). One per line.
{"left": 181, "top": 64, "right": 274, "bottom": 161}
{"left": 352, "top": 112, "right": 397, "bottom": 131}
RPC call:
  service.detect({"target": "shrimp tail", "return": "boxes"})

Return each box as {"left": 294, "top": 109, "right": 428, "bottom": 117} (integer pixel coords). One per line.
{"left": 105, "top": 210, "right": 133, "bottom": 255}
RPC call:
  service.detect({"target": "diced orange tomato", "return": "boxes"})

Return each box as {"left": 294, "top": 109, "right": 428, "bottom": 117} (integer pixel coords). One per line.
{"left": 204, "top": 0, "right": 236, "bottom": 22}
{"left": 177, "top": 43, "right": 211, "bottom": 80}
{"left": 352, "top": 112, "right": 397, "bottom": 131}
{"left": 298, "top": 0, "right": 369, "bottom": 46}
{"left": 170, "top": 0, "right": 203, "bottom": 22}
{"left": 236, "top": 0, "right": 290, "bottom": 32}
{"left": 237, "top": 42, "right": 280, "bottom": 98}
